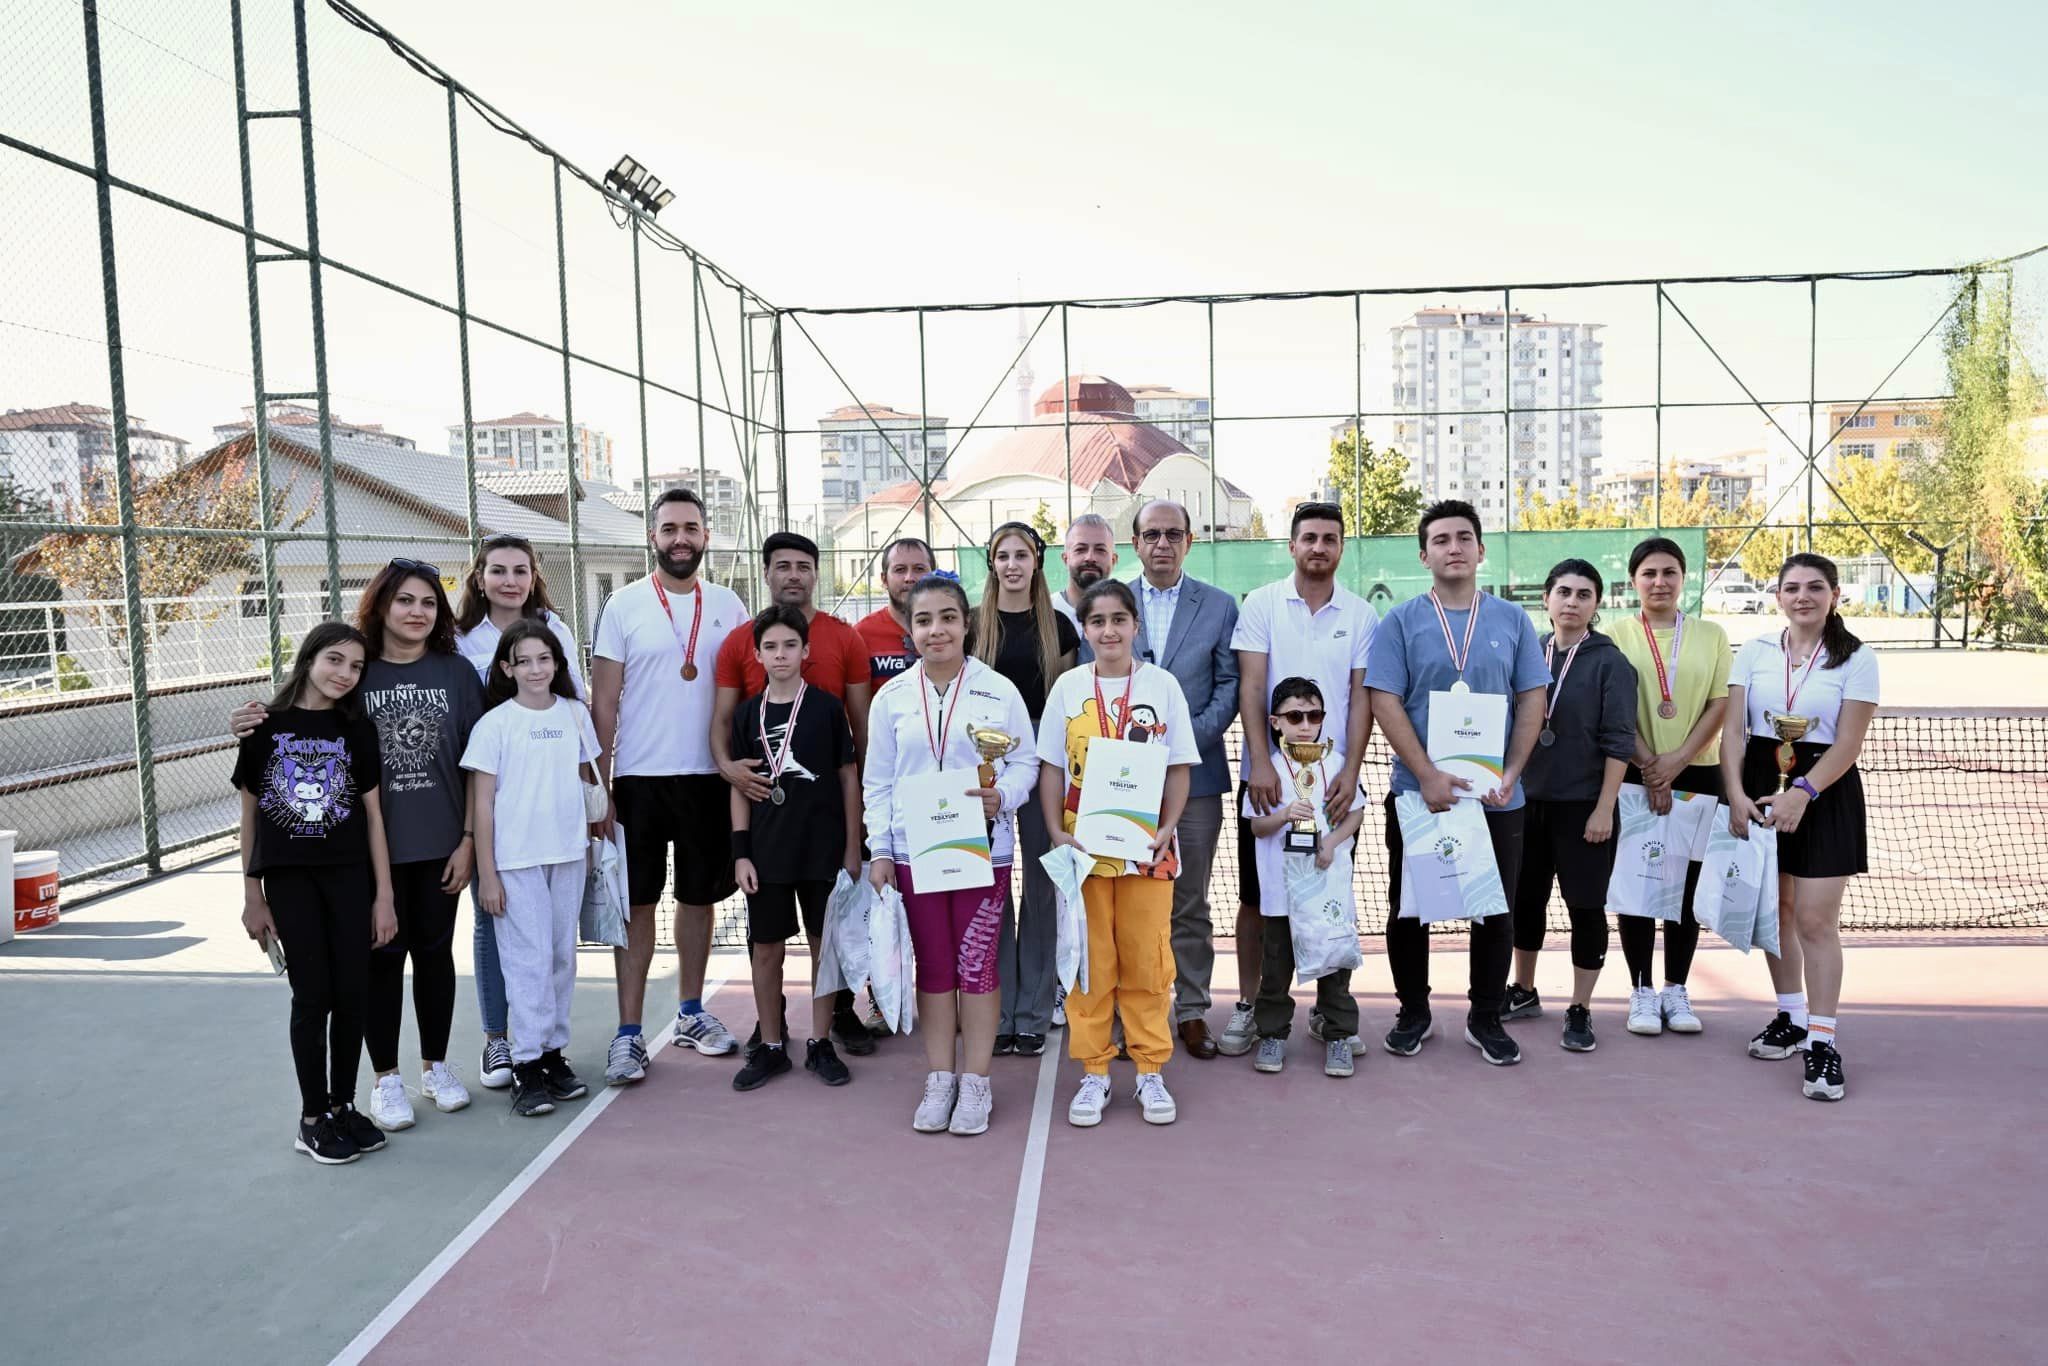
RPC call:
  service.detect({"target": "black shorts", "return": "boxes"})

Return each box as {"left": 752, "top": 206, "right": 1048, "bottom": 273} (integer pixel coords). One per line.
{"left": 1235, "top": 779, "right": 1260, "bottom": 910}
{"left": 747, "top": 879, "right": 831, "bottom": 945}
{"left": 612, "top": 773, "right": 737, "bottom": 907}
{"left": 1623, "top": 762, "right": 1723, "bottom": 801}
{"left": 1740, "top": 736, "right": 1868, "bottom": 879}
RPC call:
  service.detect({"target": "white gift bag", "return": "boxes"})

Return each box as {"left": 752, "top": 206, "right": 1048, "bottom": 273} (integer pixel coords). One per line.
{"left": 1284, "top": 850, "right": 1363, "bottom": 984}
{"left": 1039, "top": 843, "right": 1093, "bottom": 997}
{"left": 1606, "top": 784, "right": 1718, "bottom": 922}
{"left": 867, "top": 883, "right": 918, "bottom": 1036}
{"left": 812, "top": 868, "right": 872, "bottom": 998}
{"left": 1395, "top": 793, "right": 1507, "bottom": 924}
{"left": 1692, "top": 822, "right": 1781, "bottom": 955}
{"left": 578, "top": 826, "right": 630, "bottom": 948}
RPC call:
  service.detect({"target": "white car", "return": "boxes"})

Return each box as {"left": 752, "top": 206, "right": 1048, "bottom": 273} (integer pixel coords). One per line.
{"left": 1704, "top": 581, "right": 1769, "bottom": 614}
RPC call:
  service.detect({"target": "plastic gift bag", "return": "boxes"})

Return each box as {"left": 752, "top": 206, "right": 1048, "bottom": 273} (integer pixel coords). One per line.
{"left": 1284, "top": 848, "right": 1363, "bottom": 984}
{"left": 812, "top": 868, "right": 872, "bottom": 998}
{"left": 1395, "top": 793, "right": 1508, "bottom": 924}
{"left": 578, "top": 825, "right": 630, "bottom": 948}
{"left": 1039, "top": 843, "right": 1093, "bottom": 997}
{"left": 867, "top": 883, "right": 918, "bottom": 1036}
{"left": 1606, "top": 784, "right": 1718, "bottom": 922}
{"left": 1692, "top": 821, "right": 1780, "bottom": 955}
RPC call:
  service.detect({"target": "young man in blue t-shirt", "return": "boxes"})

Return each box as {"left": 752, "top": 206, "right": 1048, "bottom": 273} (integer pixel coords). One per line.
{"left": 1365, "top": 500, "right": 1548, "bottom": 1066}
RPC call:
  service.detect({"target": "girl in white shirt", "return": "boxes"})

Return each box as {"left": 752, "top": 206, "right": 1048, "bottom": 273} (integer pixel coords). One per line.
{"left": 864, "top": 574, "right": 1039, "bottom": 1137}
{"left": 462, "top": 619, "right": 603, "bottom": 1118}
{"left": 1719, "top": 553, "right": 1879, "bottom": 1102}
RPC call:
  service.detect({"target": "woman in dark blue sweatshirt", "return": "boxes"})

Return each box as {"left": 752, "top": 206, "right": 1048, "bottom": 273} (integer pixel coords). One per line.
{"left": 1504, "top": 559, "right": 1638, "bottom": 1053}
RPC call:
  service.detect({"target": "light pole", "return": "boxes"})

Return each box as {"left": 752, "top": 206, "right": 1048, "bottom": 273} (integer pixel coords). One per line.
{"left": 1906, "top": 529, "right": 1951, "bottom": 649}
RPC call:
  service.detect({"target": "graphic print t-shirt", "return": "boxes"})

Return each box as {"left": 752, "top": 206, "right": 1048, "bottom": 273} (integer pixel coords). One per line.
{"left": 730, "top": 688, "right": 856, "bottom": 882}
{"left": 232, "top": 706, "right": 384, "bottom": 876}
{"left": 356, "top": 652, "right": 486, "bottom": 865}
{"left": 855, "top": 608, "right": 918, "bottom": 687}
{"left": 1033, "top": 663, "right": 1199, "bottom": 881}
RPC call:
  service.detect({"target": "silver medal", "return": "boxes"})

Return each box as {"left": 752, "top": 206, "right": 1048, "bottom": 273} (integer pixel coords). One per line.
{"left": 769, "top": 785, "right": 786, "bottom": 806}
{"left": 1538, "top": 728, "right": 1556, "bottom": 748}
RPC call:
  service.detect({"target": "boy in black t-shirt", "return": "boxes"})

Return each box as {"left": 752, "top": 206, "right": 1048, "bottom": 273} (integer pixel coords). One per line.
{"left": 730, "top": 605, "right": 861, "bottom": 1090}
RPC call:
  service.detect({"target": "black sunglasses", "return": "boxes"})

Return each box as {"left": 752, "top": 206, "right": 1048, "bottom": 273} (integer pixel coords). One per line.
{"left": 388, "top": 557, "right": 442, "bottom": 579}
{"left": 1275, "top": 708, "right": 1326, "bottom": 726}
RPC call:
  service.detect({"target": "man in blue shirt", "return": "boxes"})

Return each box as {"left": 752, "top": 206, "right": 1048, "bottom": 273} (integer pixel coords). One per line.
{"left": 1366, "top": 500, "right": 1547, "bottom": 1066}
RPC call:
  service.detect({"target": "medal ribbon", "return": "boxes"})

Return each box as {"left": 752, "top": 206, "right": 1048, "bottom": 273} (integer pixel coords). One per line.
{"left": 918, "top": 661, "right": 968, "bottom": 767}
{"left": 1780, "top": 628, "right": 1824, "bottom": 713}
{"left": 1542, "top": 633, "right": 1587, "bottom": 723}
{"left": 1427, "top": 589, "right": 1483, "bottom": 678}
{"left": 758, "top": 681, "right": 805, "bottom": 788}
{"left": 651, "top": 576, "right": 703, "bottom": 677}
{"left": 1639, "top": 610, "right": 1684, "bottom": 712}
{"left": 1091, "top": 661, "right": 1140, "bottom": 739}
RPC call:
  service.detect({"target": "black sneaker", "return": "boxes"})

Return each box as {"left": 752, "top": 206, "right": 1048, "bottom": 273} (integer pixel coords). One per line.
{"left": 804, "top": 1038, "right": 852, "bottom": 1086}
{"left": 333, "top": 1103, "right": 387, "bottom": 1153}
{"left": 733, "top": 1043, "right": 792, "bottom": 1092}
{"left": 1802, "top": 1041, "right": 1845, "bottom": 1101}
{"left": 1383, "top": 1007, "right": 1434, "bottom": 1057}
{"left": 993, "top": 1034, "right": 1018, "bottom": 1056}
{"left": 1560, "top": 1003, "right": 1596, "bottom": 1053}
{"left": 1012, "top": 1033, "right": 1047, "bottom": 1057}
{"left": 511, "top": 1063, "right": 556, "bottom": 1116}
{"left": 1464, "top": 1012, "right": 1522, "bottom": 1066}
{"left": 1748, "top": 1011, "right": 1809, "bottom": 1060}
{"left": 539, "top": 1051, "right": 588, "bottom": 1101}
{"left": 832, "top": 1003, "right": 877, "bottom": 1057}
{"left": 1502, "top": 983, "right": 1543, "bottom": 1021}
{"left": 294, "top": 1114, "right": 360, "bottom": 1165}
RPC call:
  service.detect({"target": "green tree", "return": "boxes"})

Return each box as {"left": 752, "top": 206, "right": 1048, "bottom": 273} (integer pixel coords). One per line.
{"left": 1515, "top": 490, "right": 1628, "bottom": 531}
{"left": 1029, "top": 499, "right": 1058, "bottom": 543}
{"left": 1327, "top": 434, "right": 1423, "bottom": 536}
{"left": 1243, "top": 506, "right": 1268, "bottom": 539}
{"left": 1813, "top": 455, "right": 1929, "bottom": 572}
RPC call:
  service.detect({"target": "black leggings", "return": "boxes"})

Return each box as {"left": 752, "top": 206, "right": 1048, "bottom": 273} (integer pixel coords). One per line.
{"left": 266, "top": 863, "right": 373, "bottom": 1115}
{"left": 1383, "top": 796, "right": 1522, "bottom": 1017}
{"left": 1511, "top": 799, "right": 1610, "bottom": 971}
{"left": 1614, "top": 764, "right": 1718, "bottom": 987}
{"left": 366, "top": 858, "right": 459, "bottom": 1072}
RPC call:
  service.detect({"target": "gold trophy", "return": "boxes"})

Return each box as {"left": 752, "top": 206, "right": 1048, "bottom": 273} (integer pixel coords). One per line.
{"left": 965, "top": 722, "right": 1021, "bottom": 825}
{"left": 1281, "top": 737, "right": 1334, "bottom": 855}
{"left": 1764, "top": 710, "right": 1812, "bottom": 792}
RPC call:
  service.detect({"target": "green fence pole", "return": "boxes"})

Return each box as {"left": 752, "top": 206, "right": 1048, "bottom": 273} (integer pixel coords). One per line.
{"left": 289, "top": 0, "right": 341, "bottom": 615}
{"left": 229, "top": 0, "right": 283, "bottom": 684}
{"left": 632, "top": 217, "right": 652, "bottom": 571}
{"left": 552, "top": 160, "right": 585, "bottom": 641}
{"left": 448, "top": 85, "right": 479, "bottom": 547}
{"left": 81, "top": 0, "right": 161, "bottom": 872}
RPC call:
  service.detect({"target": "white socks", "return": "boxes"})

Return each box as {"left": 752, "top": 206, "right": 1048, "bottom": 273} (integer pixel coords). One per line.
{"left": 1807, "top": 1015, "right": 1837, "bottom": 1050}
{"left": 1777, "top": 991, "right": 1808, "bottom": 1030}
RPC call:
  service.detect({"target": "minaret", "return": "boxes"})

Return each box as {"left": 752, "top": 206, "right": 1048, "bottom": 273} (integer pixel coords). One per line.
{"left": 1013, "top": 290, "right": 1036, "bottom": 426}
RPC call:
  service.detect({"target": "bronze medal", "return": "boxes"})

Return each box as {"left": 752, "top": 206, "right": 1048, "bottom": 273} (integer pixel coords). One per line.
{"left": 1657, "top": 699, "right": 1677, "bottom": 720}
{"left": 681, "top": 662, "right": 698, "bottom": 682}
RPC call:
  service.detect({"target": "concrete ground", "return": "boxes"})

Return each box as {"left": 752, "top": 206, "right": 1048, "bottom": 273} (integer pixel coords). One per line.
{"left": 4, "top": 859, "right": 2045, "bottom": 1364}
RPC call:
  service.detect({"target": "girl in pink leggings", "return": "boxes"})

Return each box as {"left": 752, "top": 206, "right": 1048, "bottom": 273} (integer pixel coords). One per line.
{"left": 863, "top": 574, "right": 1038, "bottom": 1136}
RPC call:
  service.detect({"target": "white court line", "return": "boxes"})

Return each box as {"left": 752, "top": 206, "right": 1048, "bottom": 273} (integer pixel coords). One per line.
{"left": 330, "top": 952, "right": 740, "bottom": 1366}
{"left": 987, "top": 1041, "right": 1061, "bottom": 1366}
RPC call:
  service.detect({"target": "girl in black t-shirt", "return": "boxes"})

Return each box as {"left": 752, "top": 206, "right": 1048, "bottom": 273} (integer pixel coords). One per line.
{"left": 235, "top": 622, "right": 397, "bottom": 1166}
{"left": 971, "top": 521, "right": 1079, "bottom": 1057}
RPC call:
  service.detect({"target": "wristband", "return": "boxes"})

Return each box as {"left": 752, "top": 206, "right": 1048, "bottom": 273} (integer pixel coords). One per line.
{"left": 731, "top": 830, "right": 753, "bottom": 860}
{"left": 1792, "top": 777, "right": 1820, "bottom": 802}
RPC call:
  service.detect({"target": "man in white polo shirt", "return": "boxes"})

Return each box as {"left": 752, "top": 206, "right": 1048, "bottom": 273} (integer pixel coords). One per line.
{"left": 1221, "top": 500, "right": 1377, "bottom": 1056}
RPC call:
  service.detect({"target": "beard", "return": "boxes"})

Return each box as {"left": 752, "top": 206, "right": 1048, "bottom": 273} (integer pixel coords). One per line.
{"left": 656, "top": 541, "right": 702, "bottom": 581}
{"left": 1070, "top": 563, "right": 1106, "bottom": 590}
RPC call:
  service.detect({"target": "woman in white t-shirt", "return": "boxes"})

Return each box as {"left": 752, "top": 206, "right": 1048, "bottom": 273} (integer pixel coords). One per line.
{"left": 1720, "top": 553, "right": 1878, "bottom": 1103}
{"left": 462, "top": 619, "right": 603, "bottom": 1118}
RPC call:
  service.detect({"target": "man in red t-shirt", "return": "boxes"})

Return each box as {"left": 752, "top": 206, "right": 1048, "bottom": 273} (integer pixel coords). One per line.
{"left": 853, "top": 536, "right": 932, "bottom": 688}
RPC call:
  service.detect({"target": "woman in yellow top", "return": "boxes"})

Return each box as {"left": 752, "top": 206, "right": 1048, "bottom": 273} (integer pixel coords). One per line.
{"left": 1611, "top": 537, "right": 1730, "bottom": 1038}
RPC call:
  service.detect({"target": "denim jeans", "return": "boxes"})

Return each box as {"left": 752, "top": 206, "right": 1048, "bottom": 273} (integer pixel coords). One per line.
{"left": 472, "top": 887, "right": 508, "bottom": 1037}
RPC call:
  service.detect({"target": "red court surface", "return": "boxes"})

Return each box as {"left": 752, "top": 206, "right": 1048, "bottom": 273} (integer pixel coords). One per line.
{"left": 358, "top": 938, "right": 2048, "bottom": 1365}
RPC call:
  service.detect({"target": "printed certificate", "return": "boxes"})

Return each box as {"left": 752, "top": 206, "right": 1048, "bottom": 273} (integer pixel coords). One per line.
{"left": 1074, "top": 737, "right": 1169, "bottom": 863}
{"left": 897, "top": 768, "right": 993, "bottom": 893}
{"left": 1425, "top": 685, "right": 1508, "bottom": 800}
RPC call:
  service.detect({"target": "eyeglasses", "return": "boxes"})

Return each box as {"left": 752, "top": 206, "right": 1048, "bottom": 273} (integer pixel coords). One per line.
{"left": 1139, "top": 528, "right": 1189, "bottom": 546}
{"left": 388, "top": 557, "right": 441, "bottom": 579}
{"left": 1275, "top": 708, "right": 1325, "bottom": 726}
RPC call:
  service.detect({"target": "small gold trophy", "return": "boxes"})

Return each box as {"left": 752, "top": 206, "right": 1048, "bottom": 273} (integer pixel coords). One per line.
{"left": 1281, "top": 737, "right": 1334, "bottom": 855}
{"left": 965, "top": 721, "right": 1021, "bottom": 810}
{"left": 1764, "top": 710, "right": 1812, "bottom": 792}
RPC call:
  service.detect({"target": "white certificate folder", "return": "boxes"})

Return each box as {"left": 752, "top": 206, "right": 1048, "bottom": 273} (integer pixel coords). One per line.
{"left": 1073, "top": 738, "right": 1169, "bottom": 864}
{"left": 897, "top": 768, "right": 994, "bottom": 893}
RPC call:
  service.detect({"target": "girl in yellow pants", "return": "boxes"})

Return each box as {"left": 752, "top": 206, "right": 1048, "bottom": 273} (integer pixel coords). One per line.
{"left": 1034, "top": 579, "right": 1197, "bottom": 1128}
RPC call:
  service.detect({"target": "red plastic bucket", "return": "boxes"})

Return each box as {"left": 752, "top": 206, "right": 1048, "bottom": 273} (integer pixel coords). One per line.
{"left": 13, "top": 850, "right": 59, "bottom": 934}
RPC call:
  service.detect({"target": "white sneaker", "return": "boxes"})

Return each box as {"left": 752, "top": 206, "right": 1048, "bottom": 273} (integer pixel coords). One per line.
{"left": 1134, "top": 1071, "right": 1177, "bottom": 1125}
{"left": 478, "top": 1038, "right": 513, "bottom": 1090}
{"left": 673, "top": 1009, "right": 738, "bottom": 1056}
{"left": 1217, "top": 1002, "right": 1257, "bottom": 1057}
{"left": 913, "top": 1070, "right": 957, "bottom": 1133}
{"left": 421, "top": 1061, "right": 470, "bottom": 1113}
{"left": 1067, "top": 1074, "right": 1111, "bottom": 1127}
{"left": 1659, "top": 984, "right": 1702, "bottom": 1034}
{"left": 1308, "top": 1009, "right": 1365, "bottom": 1055}
{"left": 1051, "top": 984, "right": 1066, "bottom": 1029}
{"left": 369, "top": 1074, "right": 415, "bottom": 1131}
{"left": 1627, "top": 986, "right": 1664, "bottom": 1036}
{"left": 949, "top": 1073, "right": 992, "bottom": 1136}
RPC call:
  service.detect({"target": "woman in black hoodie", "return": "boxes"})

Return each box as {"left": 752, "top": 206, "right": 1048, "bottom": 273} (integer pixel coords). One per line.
{"left": 1503, "top": 559, "right": 1638, "bottom": 1053}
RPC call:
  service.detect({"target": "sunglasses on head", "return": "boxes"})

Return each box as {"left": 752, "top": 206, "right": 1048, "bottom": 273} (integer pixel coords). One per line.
{"left": 388, "top": 557, "right": 441, "bottom": 580}
{"left": 1275, "top": 708, "right": 1325, "bottom": 726}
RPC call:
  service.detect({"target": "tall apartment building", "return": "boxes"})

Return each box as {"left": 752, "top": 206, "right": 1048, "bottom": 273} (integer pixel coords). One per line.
{"left": 628, "top": 467, "right": 745, "bottom": 527}
{"left": 1389, "top": 308, "right": 1604, "bottom": 519}
{"left": 1127, "top": 384, "right": 1212, "bottom": 459}
{"left": 447, "top": 412, "right": 614, "bottom": 483}
{"left": 0, "top": 402, "right": 188, "bottom": 515}
{"left": 819, "top": 404, "right": 949, "bottom": 512}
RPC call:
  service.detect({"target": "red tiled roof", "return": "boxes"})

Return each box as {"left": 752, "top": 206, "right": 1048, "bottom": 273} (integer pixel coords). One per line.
{"left": 1034, "top": 374, "right": 1133, "bottom": 416}
{"left": 821, "top": 404, "right": 934, "bottom": 424}
{"left": 473, "top": 411, "right": 561, "bottom": 428}
{"left": 0, "top": 402, "right": 112, "bottom": 430}
{"left": 950, "top": 411, "right": 1192, "bottom": 492}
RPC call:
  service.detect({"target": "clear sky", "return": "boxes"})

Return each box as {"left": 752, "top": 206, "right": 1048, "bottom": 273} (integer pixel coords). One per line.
{"left": 5, "top": 0, "right": 2044, "bottom": 523}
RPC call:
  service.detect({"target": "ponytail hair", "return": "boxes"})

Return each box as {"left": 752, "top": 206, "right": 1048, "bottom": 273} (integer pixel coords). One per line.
{"left": 1777, "top": 552, "right": 1863, "bottom": 668}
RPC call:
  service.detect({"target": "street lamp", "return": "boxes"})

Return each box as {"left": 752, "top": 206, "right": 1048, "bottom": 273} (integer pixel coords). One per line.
{"left": 605, "top": 154, "right": 675, "bottom": 217}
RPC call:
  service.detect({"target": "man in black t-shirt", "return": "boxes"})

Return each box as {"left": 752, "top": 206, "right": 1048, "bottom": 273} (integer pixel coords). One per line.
{"left": 728, "top": 605, "right": 862, "bottom": 1091}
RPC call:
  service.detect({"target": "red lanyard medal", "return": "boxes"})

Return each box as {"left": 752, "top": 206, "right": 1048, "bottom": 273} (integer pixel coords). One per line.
{"left": 758, "top": 680, "right": 805, "bottom": 806}
{"left": 1639, "top": 611, "right": 1685, "bottom": 721}
{"left": 652, "top": 577, "right": 703, "bottom": 682}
